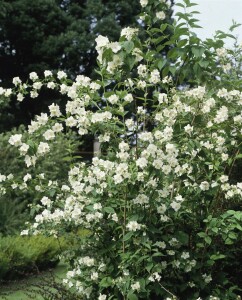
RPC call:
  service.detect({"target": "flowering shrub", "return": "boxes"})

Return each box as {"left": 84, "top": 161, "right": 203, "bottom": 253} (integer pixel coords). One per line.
{"left": 0, "top": 0, "right": 242, "bottom": 299}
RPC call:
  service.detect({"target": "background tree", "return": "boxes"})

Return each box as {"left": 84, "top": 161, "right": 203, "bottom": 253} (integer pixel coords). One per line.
{"left": 0, "top": 0, "right": 140, "bottom": 130}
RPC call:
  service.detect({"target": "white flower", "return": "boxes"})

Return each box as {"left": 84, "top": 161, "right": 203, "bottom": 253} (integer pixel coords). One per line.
{"left": 9, "top": 134, "right": 22, "bottom": 146}
{"left": 155, "top": 241, "right": 166, "bottom": 249}
{"left": 43, "top": 129, "right": 55, "bottom": 141}
{"left": 140, "top": 0, "right": 148, "bottom": 7}
{"left": 0, "top": 174, "right": 6, "bottom": 182}
{"left": 99, "top": 133, "right": 110, "bottom": 142}
{"left": 139, "top": 132, "right": 153, "bottom": 142}
{"left": 162, "top": 76, "right": 172, "bottom": 84}
{"left": 98, "top": 294, "right": 107, "bottom": 300}
{"left": 108, "top": 94, "right": 119, "bottom": 105}
{"left": 66, "top": 116, "right": 77, "bottom": 127}
{"left": 221, "top": 153, "right": 228, "bottom": 161}
{"left": 52, "top": 123, "right": 63, "bottom": 132}
{"left": 158, "top": 93, "right": 168, "bottom": 104}
{"left": 131, "top": 281, "right": 140, "bottom": 291}
{"left": 136, "top": 157, "right": 148, "bottom": 168}
{"left": 40, "top": 196, "right": 52, "bottom": 207}
{"left": 30, "top": 90, "right": 38, "bottom": 98}
{"left": 33, "top": 82, "right": 42, "bottom": 90}
{"left": 132, "top": 47, "right": 143, "bottom": 62}
{"left": 202, "top": 273, "right": 212, "bottom": 283}
{"left": 13, "top": 77, "right": 22, "bottom": 86}
{"left": 137, "top": 64, "right": 147, "bottom": 77}
{"left": 93, "top": 203, "right": 102, "bottom": 210}
{"left": 184, "top": 124, "right": 193, "bottom": 135}
{"left": 214, "top": 106, "right": 228, "bottom": 124}
{"left": 91, "top": 272, "right": 98, "bottom": 280}
{"left": 37, "top": 142, "right": 50, "bottom": 155}
{"left": 124, "top": 93, "right": 133, "bottom": 103}
{"left": 108, "top": 42, "right": 121, "bottom": 53}
{"left": 111, "top": 213, "right": 118, "bottom": 222}
{"left": 126, "top": 221, "right": 142, "bottom": 231}
{"left": 137, "top": 80, "right": 147, "bottom": 89}
{"left": 222, "top": 63, "right": 232, "bottom": 72}
{"left": 20, "top": 230, "right": 29, "bottom": 236}
{"left": 4, "top": 89, "right": 12, "bottom": 97}
{"left": 137, "top": 106, "right": 146, "bottom": 114}
{"left": 44, "top": 70, "right": 52, "bottom": 77}
{"left": 47, "top": 82, "right": 56, "bottom": 89}
{"left": 156, "top": 11, "right": 166, "bottom": 20}
{"left": 29, "top": 72, "right": 38, "bottom": 81}
{"left": 119, "top": 141, "right": 130, "bottom": 151}
{"left": 150, "top": 69, "right": 160, "bottom": 84}
{"left": 200, "top": 181, "right": 210, "bottom": 191}
{"left": 24, "top": 155, "right": 37, "bottom": 167}
{"left": 113, "top": 174, "right": 123, "bottom": 184}
{"left": 216, "top": 47, "right": 227, "bottom": 57}
{"left": 17, "top": 93, "right": 24, "bottom": 102}
{"left": 133, "top": 194, "right": 149, "bottom": 205}
{"left": 23, "top": 173, "right": 32, "bottom": 182}
{"left": 49, "top": 103, "right": 61, "bottom": 117}
{"left": 95, "top": 35, "right": 110, "bottom": 50}
{"left": 57, "top": 71, "right": 67, "bottom": 80}
{"left": 121, "top": 27, "right": 139, "bottom": 41}
{"left": 170, "top": 201, "right": 181, "bottom": 211}
{"left": 79, "top": 256, "right": 95, "bottom": 267}
{"left": 219, "top": 175, "right": 228, "bottom": 183}
{"left": 181, "top": 252, "right": 190, "bottom": 259}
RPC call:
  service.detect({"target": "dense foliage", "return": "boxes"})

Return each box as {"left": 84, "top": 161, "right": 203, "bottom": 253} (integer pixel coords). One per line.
{"left": 0, "top": 0, "right": 242, "bottom": 299}
{"left": 0, "top": 235, "right": 66, "bottom": 280}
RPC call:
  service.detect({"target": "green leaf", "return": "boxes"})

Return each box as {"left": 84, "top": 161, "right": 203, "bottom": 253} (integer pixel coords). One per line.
{"left": 176, "top": 231, "right": 189, "bottom": 245}
{"left": 205, "top": 236, "right": 212, "bottom": 245}
{"left": 146, "top": 262, "right": 154, "bottom": 272}
{"left": 175, "top": 2, "right": 185, "bottom": 8}
{"left": 225, "top": 238, "right": 233, "bottom": 245}
{"left": 169, "top": 66, "right": 176, "bottom": 75}
{"left": 199, "top": 60, "right": 209, "bottom": 68}
{"left": 100, "top": 277, "right": 113, "bottom": 288}
{"left": 128, "top": 292, "right": 138, "bottom": 300}
{"left": 123, "top": 232, "right": 133, "bottom": 241}
{"left": 192, "top": 47, "right": 205, "bottom": 58}
{"left": 177, "top": 39, "right": 188, "bottom": 47}
{"left": 123, "top": 41, "right": 134, "bottom": 54}
{"left": 210, "top": 254, "right": 226, "bottom": 261}
{"left": 104, "top": 207, "right": 115, "bottom": 214}
{"left": 228, "top": 232, "right": 238, "bottom": 240}
{"left": 158, "top": 59, "right": 166, "bottom": 70}
{"left": 160, "top": 23, "right": 168, "bottom": 32}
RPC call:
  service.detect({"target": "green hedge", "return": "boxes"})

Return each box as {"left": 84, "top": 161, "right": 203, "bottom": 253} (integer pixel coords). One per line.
{"left": 0, "top": 235, "right": 67, "bottom": 280}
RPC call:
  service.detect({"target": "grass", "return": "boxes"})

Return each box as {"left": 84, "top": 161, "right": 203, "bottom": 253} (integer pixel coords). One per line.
{"left": 0, "top": 262, "right": 67, "bottom": 300}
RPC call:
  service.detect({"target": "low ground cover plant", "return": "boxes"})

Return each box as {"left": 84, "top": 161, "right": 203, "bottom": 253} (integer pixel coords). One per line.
{"left": 0, "top": 0, "right": 242, "bottom": 299}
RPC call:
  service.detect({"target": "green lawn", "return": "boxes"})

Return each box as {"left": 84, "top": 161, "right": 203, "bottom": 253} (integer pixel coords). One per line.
{"left": 0, "top": 263, "right": 67, "bottom": 300}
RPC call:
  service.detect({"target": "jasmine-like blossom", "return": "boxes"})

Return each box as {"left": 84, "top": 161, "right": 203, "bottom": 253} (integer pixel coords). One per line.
{"left": 131, "top": 281, "right": 140, "bottom": 291}
{"left": 9, "top": 134, "right": 22, "bottom": 146}
{"left": 140, "top": 0, "right": 148, "bottom": 7}
{"left": 156, "top": 11, "right": 166, "bottom": 20}
{"left": 29, "top": 72, "right": 38, "bottom": 81}
{"left": 126, "top": 221, "right": 142, "bottom": 231}
{"left": 57, "top": 70, "right": 67, "bottom": 80}
{"left": 121, "top": 27, "right": 139, "bottom": 40}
